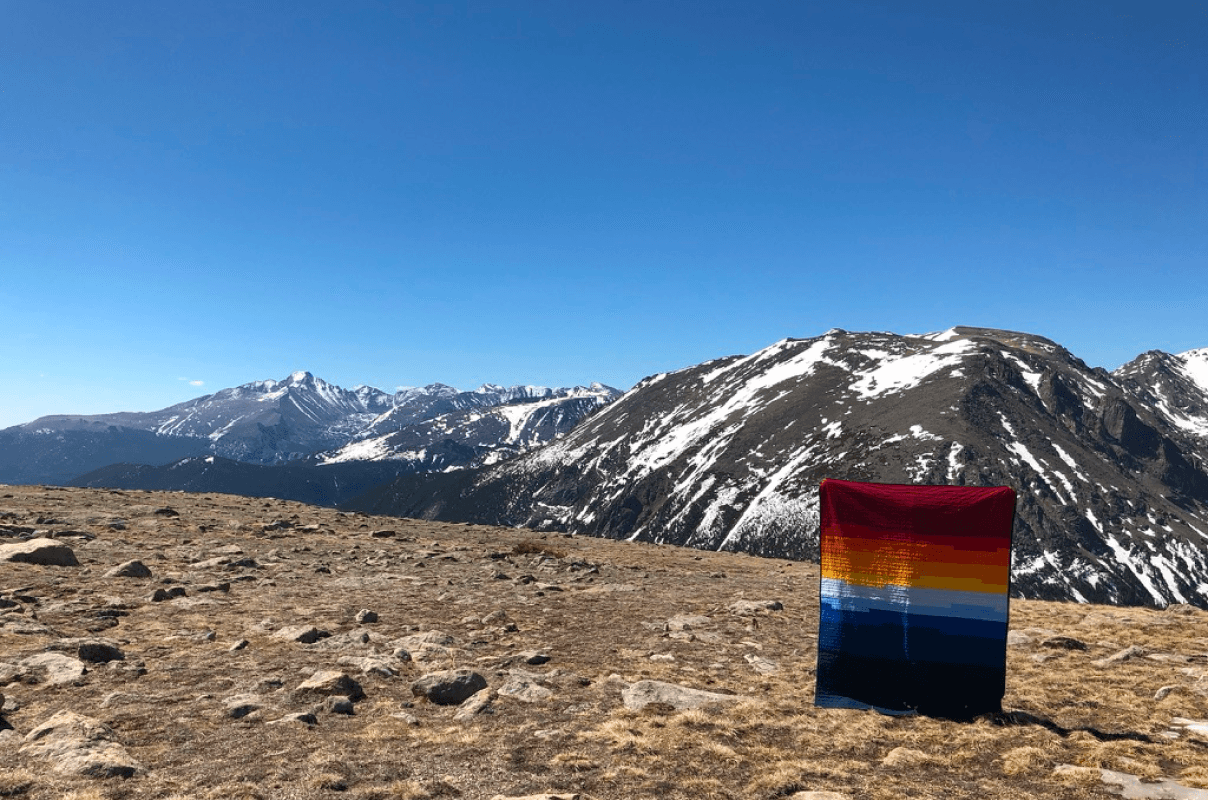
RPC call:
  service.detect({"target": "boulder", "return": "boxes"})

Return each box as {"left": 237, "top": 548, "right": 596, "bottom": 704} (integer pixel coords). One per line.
{"left": 19, "top": 710, "right": 142, "bottom": 778}
{"left": 0, "top": 538, "right": 78, "bottom": 567}
{"left": 621, "top": 680, "right": 745, "bottom": 711}
{"left": 411, "top": 669, "right": 488, "bottom": 706}
{"left": 104, "top": 560, "right": 152, "bottom": 579}
{"left": 16, "top": 652, "right": 87, "bottom": 686}
{"left": 295, "top": 671, "right": 364, "bottom": 701}
{"left": 455, "top": 688, "right": 496, "bottom": 720}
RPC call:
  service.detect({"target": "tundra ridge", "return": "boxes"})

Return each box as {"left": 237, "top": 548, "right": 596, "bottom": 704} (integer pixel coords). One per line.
{"left": 2, "top": 485, "right": 1208, "bottom": 800}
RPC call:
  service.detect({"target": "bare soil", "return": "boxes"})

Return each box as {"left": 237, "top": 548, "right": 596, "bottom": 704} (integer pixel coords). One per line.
{"left": 1, "top": 485, "right": 1207, "bottom": 799}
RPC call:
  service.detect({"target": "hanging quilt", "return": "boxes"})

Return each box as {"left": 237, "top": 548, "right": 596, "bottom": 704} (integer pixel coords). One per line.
{"left": 815, "top": 478, "right": 1016, "bottom": 718}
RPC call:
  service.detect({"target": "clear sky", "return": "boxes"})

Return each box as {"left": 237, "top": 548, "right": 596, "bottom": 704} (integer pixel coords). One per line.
{"left": 2, "top": 1, "right": 1205, "bottom": 428}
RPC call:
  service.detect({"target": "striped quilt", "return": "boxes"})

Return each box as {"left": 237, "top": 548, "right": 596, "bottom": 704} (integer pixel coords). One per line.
{"left": 815, "top": 479, "right": 1016, "bottom": 718}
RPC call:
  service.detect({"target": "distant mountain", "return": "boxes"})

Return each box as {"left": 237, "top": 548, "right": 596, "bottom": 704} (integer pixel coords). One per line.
{"left": 0, "top": 373, "right": 621, "bottom": 485}
{"left": 347, "top": 327, "right": 1208, "bottom": 610}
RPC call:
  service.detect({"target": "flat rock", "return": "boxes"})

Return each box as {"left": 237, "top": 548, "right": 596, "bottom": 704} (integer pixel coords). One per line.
{"left": 1170, "top": 718, "right": 1208, "bottom": 740}
{"left": 0, "top": 538, "right": 79, "bottom": 567}
{"left": 498, "top": 673, "right": 553, "bottom": 703}
{"left": 224, "top": 693, "right": 267, "bottom": 719}
{"left": 621, "top": 680, "right": 745, "bottom": 711}
{"left": 1056, "top": 764, "right": 1208, "bottom": 799}
{"left": 104, "top": 560, "right": 152, "bottom": 579}
{"left": 489, "top": 795, "right": 579, "bottom": 800}
{"left": 728, "top": 599, "right": 783, "bottom": 614}
{"left": 412, "top": 669, "right": 488, "bottom": 706}
{"left": 19, "top": 710, "right": 142, "bottom": 778}
{"left": 15, "top": 652, "right": 87, "bottom": 686}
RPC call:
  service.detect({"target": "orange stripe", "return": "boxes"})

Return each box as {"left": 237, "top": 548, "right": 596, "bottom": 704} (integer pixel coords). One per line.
{"left": 822, "top": 537, "right": 1010, "bottom": 593}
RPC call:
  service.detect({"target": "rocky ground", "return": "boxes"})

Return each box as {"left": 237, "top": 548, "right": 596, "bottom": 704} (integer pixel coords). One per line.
{"left": 2, "top": 485, "right": 1207, "bottom": 800}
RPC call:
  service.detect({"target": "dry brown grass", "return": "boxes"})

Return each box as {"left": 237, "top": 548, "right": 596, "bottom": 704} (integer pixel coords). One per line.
{"left": 1, "top": 486, "right": 1207, "bottom": 800}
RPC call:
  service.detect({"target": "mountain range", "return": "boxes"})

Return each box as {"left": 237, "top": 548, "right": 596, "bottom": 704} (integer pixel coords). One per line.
{"left": 5, "top": 327, "right": 1208, "bottom": 611}
{"left": 0, "top": 373, "right": 619, "bottom": 486}
{"left": 348, "top": 328, "right": 1208, "bottom": 610}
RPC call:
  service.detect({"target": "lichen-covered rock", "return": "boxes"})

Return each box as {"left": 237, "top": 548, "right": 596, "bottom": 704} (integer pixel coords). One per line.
{"left": 411, "top": 669, "right": 487, "bottom": 706}
{"left": 20, "top": 710, "right": 142, "bottom": 778}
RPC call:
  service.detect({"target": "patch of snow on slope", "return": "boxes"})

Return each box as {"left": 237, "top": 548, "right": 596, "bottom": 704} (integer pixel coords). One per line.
{"left": 1052, "top": 444, "right": 1089, "bottom": 482}
{"left": 947, "top": 442, "right": 964, "bottom": 481}
{"left": 851, "top": 338, "right": 977, "bottom": 399}
{"left": 1104, "top": 534, "right": 1166, "bottom": 605}
{"left": 915, "top": 328, "right": 961, "bottom": 342}
{"left": 1179, "top": 348, "right": 1208, "bottom": 394}
{"left": 1006, "top": 355, "right": 1042, "bottom": 394}
{"left": 319, "top": 436, "right": 394, "bottom": 464}
{"left": 626, "top": 340, "right": 833, "bottom": 476}
{"left": 720, "top": 444, "right": 820, "bottom": 549}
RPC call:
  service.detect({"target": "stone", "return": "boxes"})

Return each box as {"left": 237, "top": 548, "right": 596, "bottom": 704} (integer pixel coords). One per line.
{"left": 489, "top": 794, "right": 580, "bottom": 800}
{"left": 1056, "top": 764, "right": 1208, "bottom": 799}
{"left": 16, "top": 652, "right": 87, "bottom": 686}
{"left": 321, "top": 695, "right": 355, "bottom": 715}
{"left": 354, "top": 609, "right": 378, "bottom": 624}
{"left": 517, "top": 650, "right": 551, "bottom": 665}
{"left": 273, "top": 625, "right": 331, "bottom": 644}
{"left": 270, "top": 712, "right": 317, "bottom": 726}
{"left": 1040, "top": 635, "right": 1089, "bottom": 651}
{"left": 0, "top": 538, "right": 79, "bottom": 567}
{"left": 1095, "top": 645, "right": 1148, "bottom": 666}
{"left": 337, "top": 655, "right": 398, "bottom": 678}
{"left": 224, "top": 693, "right": 266, "bottom": 719}
{"left": 19, "top": 710, "right": 142, "bottom": 778}
{"left": 411, "top": 669, "right": 488, "bottom": 706}
{"left": 77, "top": 641, "right": 125, "bottom": 663}
{"left": 882, "top": 747, "right": 934, "bottom": 767}
{"left": 621, "top": 680, "right": 745, "bottom": 711}
{"left": 728, "top": 599, "right": 783, "bottom": 614}
{"left": 1170, "top": 718, "right": 1208, "bottom": 740}
{"left": 296, "top": 671, "right": 364, "bottom": 701}
{"left": 482, "top": 610, "right": 510, "bottom": 625}
{"left": 667, "top": 614, "right": 711, "bottom": 631}
{"left": 787, "top": 793, "right": 853, "bottom": 800}
{"left": 743, "top": 653, "right": 779, "bottom": 674}
{"left": 498, "top": 672, "right": 553, "bottom": 703}
{"left": 455, "top": 688, "right": 496, "bottom": 720}
{"left": 104, "top": 560, "right": 152, "bottom": 579}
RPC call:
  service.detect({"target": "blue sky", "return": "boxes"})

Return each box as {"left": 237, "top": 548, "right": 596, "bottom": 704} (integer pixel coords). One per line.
{"left": 2, "top": 1, "right": 1204, "bottom": 428}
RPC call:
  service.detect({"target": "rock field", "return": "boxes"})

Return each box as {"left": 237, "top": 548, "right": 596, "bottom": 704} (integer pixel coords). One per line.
{"left": 2, "top": 485, "right": 1208, "bottom": 799}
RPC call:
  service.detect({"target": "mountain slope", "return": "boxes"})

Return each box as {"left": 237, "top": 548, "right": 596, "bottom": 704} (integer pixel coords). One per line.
{"left": 350, "top": 327, "right": 1208, "bottom": 609}
{"left": 1114, "top": 348, "right": 1208, "bottom": 449}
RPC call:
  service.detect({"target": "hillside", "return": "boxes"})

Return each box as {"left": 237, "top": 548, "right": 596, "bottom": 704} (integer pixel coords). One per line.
{"left": 2, "top": 486, "right": 1208, "bottom": 799}
{"left": 351, "top": 328, "right": 1208, "bottom": 611}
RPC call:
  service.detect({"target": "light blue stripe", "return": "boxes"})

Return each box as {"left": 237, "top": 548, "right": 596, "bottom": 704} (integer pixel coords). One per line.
{"left": 821, "top": 578, "right": 1008, "bottom": 622}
